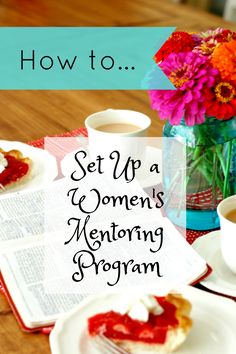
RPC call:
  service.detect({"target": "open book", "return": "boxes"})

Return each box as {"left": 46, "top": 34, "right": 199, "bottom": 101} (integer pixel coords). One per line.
{"left": 0, "top": 180, "right": 211, "bottom": 332}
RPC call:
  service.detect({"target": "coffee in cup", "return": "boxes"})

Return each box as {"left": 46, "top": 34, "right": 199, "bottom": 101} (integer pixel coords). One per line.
{"left": 224, "top": 208, "right": 236, "bottom": 224}
{"left": 95, "top": 123, "right": 141, "bottom": 133}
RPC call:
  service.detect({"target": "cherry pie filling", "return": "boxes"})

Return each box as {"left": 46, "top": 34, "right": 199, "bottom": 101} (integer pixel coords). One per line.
{"left": 0, "top": 155, "right": 29, "bottom": 187}
{"left": 88, "top": 297, "right": 178, "bottom": 344}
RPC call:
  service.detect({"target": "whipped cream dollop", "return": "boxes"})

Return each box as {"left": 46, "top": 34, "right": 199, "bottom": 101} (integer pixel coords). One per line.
{"left": 0, "top": 153, "right": 8, "bottom": 174}
{"left": 113, "top": 294, "right": 164, "bottom": 322}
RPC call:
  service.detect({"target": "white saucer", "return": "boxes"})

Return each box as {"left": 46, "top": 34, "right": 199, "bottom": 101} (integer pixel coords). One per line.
{"left": 0, "top": 140, "right": 58, "bottom": 194}
{"left": 192, "top": 231, "right": 236, "bottom": 297}
{"left": 61, "top": 145, "right": 162, "bottom": 189}
{"left": 50, "top": 286, "right": 236, "bottom": 354}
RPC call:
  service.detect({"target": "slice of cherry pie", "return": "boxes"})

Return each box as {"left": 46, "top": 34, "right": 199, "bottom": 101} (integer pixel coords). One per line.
{"left": 0, "top": 148, "right": 31, "bottom": 190}
{"left": 88, "top": 294, "right": 192, "bottom": 353}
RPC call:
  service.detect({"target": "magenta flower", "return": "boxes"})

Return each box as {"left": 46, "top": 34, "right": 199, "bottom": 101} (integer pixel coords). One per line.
{"left": 149, "top": 52, "right": 218, "bottom": 126}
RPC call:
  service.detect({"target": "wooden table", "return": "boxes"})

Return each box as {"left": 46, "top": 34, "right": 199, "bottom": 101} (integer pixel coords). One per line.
{"left": 0, "top": 1, "right": 236, "bottom": 353}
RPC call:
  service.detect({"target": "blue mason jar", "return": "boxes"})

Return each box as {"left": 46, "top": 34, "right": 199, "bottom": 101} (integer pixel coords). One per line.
{"left": 163, "top": 117, "right": 236, "bottom": 230}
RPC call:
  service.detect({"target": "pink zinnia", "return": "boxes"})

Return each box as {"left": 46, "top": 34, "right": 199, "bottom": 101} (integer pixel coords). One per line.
{"left": 149, "top": 52, "right": 218, "bottom": 126}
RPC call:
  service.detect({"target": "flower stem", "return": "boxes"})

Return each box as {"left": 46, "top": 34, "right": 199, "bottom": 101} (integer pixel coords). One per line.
{"left": 223, "top": 140, "right": 233, "bottom": 198}
{"left": 186, "top": 152, "right": 205, "bottom": 186}
{"left": 215, "top": 144, "right": 227, "bottom": 176}
{"left": 211, "top": 147, "right": 217, "bottom": 210}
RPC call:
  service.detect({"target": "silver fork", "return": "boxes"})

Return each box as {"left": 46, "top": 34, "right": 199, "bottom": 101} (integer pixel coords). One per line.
{"left": 93, "top": 333, "right": 131, "bottom": 354}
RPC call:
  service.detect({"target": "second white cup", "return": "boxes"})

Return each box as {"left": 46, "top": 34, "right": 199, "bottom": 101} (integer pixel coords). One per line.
{"left": 217, "top": 195, "right": 236, "bottom": 274}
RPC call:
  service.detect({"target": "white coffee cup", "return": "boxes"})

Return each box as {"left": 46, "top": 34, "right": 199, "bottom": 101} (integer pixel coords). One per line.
{"left": 85, "top": 109, "right": 151, "bottom": 161}
{"left": 85, "top": 108, "right": 150, "bottom": 137}
{"left": 217, "top": 195, "right": 236, "bottom": 274}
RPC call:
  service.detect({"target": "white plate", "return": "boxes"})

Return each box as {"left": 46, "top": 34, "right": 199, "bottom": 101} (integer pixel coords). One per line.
{"left": 0, "top": 140, "right": 58, "bottom": 194}
{"left": 50, "top": 286, "right": 236, "bottom": 354}
{"left": 60, "top": 145, "right": 162, "bottom": 189}
{"left": 192, "top": 231, "right": 236, "bottom": 297}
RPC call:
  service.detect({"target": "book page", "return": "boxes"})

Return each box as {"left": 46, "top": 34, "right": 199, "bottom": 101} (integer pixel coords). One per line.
{"left": 0, "top": 240, "right": 87, "bottom": 328}
{"left": 0, "top": 179, "right": 66, "bottom": 249}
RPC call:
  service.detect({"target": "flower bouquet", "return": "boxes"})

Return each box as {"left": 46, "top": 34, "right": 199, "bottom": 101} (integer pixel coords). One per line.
{"left": 149, "top": 29, "right": 236, "bottom": 230}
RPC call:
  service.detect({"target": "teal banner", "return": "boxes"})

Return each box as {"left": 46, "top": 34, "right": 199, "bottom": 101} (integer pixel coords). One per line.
{"left": 0, "top": 27, "right": 175, "bottom": 90}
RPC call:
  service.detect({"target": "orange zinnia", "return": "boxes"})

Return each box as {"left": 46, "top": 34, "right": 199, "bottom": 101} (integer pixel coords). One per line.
{"left": 212, "top": 40, "right": 236, "bottom": 81}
